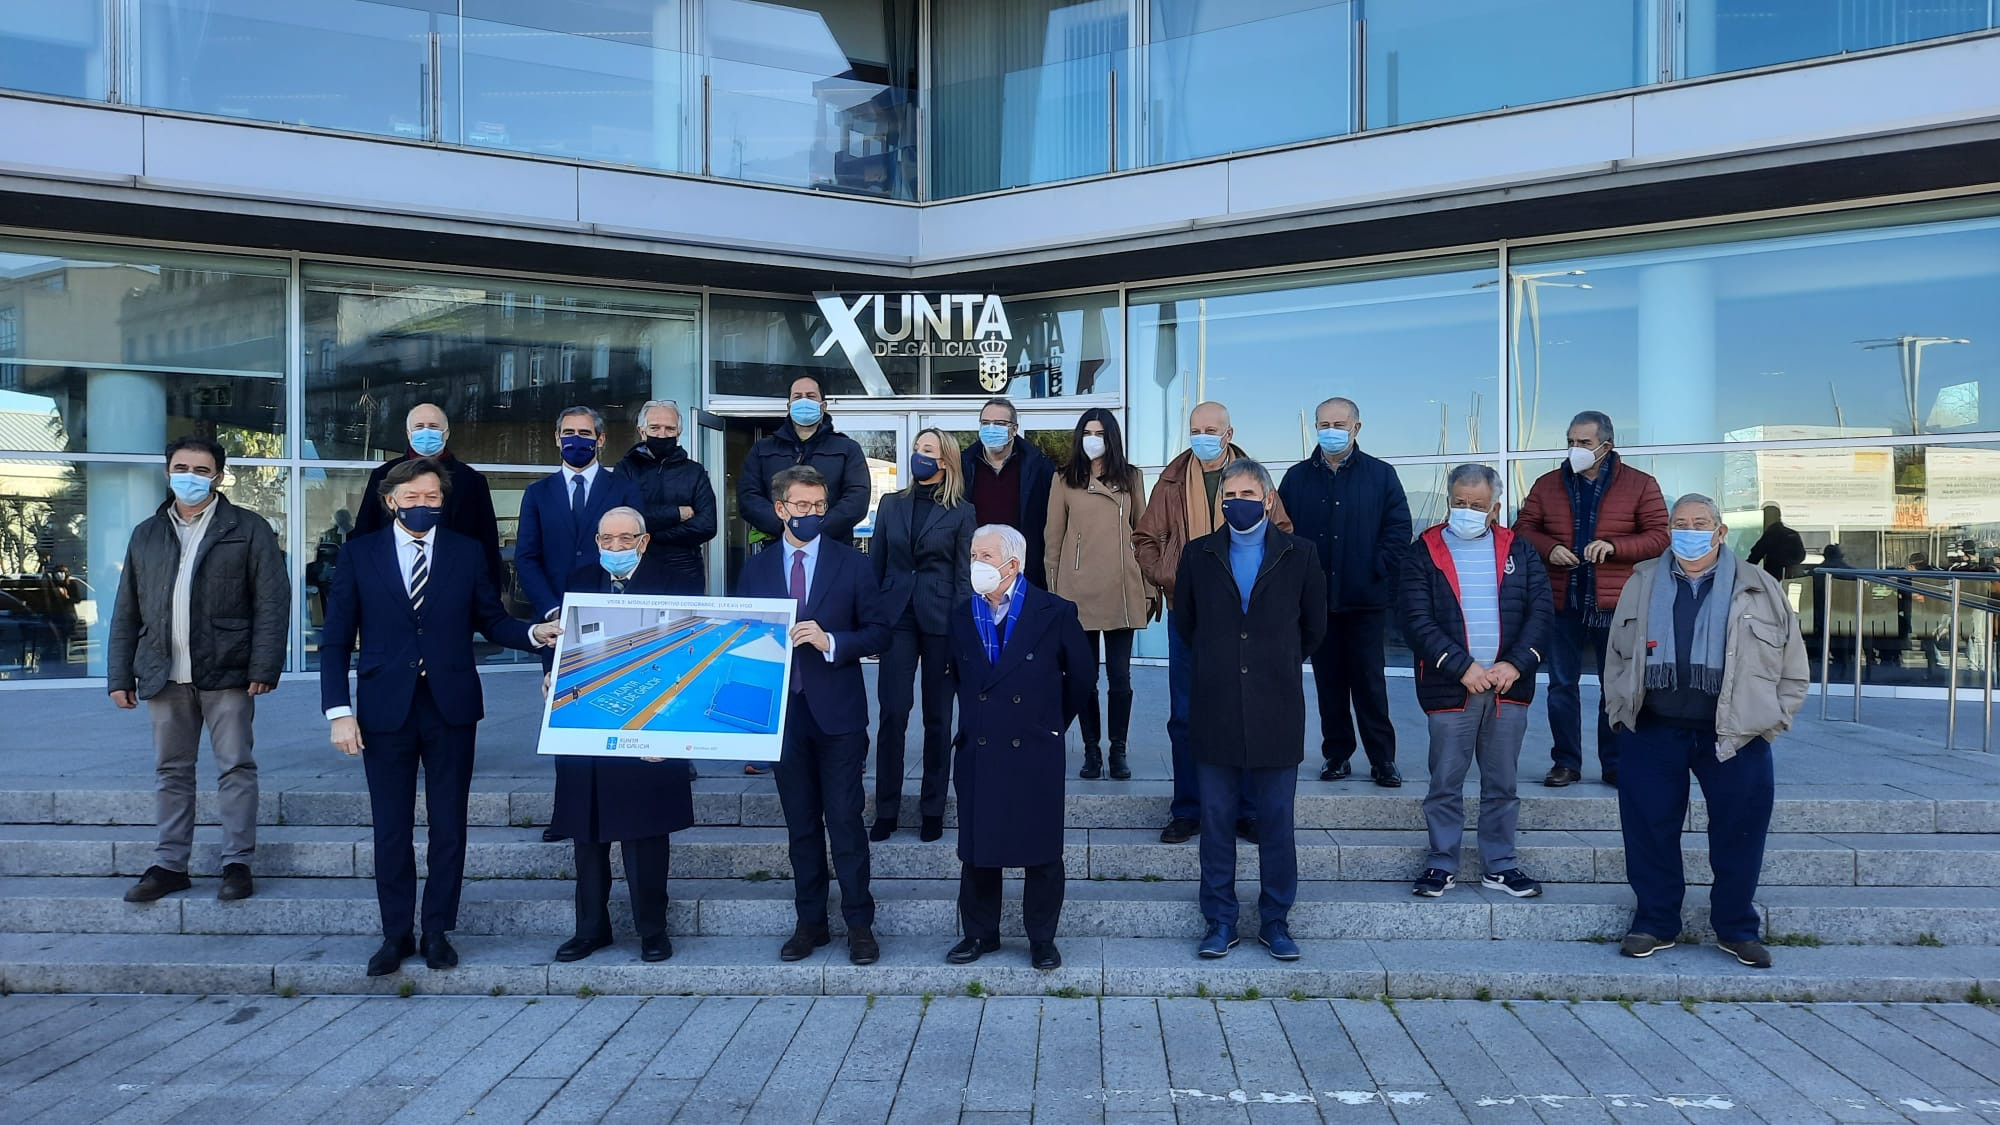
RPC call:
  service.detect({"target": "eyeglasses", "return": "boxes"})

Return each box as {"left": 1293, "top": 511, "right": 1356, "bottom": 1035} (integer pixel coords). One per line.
{"left": 781, "top": 500, "right": 828, "bottom": 516}
{"left": 596, "top": 533, "right": 644, "bottom": 548}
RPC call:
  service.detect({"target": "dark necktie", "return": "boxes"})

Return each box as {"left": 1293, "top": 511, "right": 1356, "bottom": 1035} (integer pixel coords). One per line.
{"left": 409, "top": 540, "right": 428, "bottom": 673}
{"left": 610, "top": 577, "right": 626, "bottom": 595}
{"left": 789, "top": 549, "right": 808, "bottom": 606}
{"left": 570, "top": 473, "right": 585, "bottom": 513}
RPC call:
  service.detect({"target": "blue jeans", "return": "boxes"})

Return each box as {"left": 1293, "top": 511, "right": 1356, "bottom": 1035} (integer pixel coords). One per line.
{"left": 1196, "top": 762, "right": 1298, "bottom": 930}
{"left": 1545, "top": 611, "right": 1617, "bottom": 773}
{"left": 1617, "top": 721, "right": 1773, "bottom": 943}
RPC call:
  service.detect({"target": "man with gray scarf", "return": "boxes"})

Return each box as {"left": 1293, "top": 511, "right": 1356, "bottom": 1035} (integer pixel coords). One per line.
{"left": 1600, "top": 493, "right": 1807, "bottom": 969}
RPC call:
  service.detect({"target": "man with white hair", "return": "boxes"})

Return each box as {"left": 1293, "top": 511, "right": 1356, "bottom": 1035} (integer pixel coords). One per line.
{"left": 945, "top": 524, "right": 1092, "bottom": 971}
{"left": 614, "top": 400, "right": 716, "bottom": 596}
{"left": 352, "top": 402, "right": 504, "bottom": 587}
{"left": 1601, "top": 492, "right": 1807, "bottom": 969}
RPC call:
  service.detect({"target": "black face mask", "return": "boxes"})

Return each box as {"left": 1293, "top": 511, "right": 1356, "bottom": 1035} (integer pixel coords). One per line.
{"left": 644, "top": 435, "right": 680, "bottom": 459}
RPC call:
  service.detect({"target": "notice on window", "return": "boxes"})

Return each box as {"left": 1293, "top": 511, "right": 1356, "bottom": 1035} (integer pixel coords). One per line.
{"left": 1756, "top": 448, "right": 1894, "bottom": 527}
{"left": 1924, "top": 446, "right": 2000, "bottom": 528}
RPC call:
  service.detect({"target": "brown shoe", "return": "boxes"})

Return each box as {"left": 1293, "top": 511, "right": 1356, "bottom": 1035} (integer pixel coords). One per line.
{"left": 218, "top": 863, "right": 254, "bottom": 901}
{"left": 780, "top": 924, "right": 831, "bottom": 962}
{"left": 124, "top": 866, "right": 191, "bottom": 903}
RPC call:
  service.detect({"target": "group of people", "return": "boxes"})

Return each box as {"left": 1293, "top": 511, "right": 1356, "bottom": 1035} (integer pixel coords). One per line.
{"left": 103, "top": 383, "right": 1809, "bottom": 978}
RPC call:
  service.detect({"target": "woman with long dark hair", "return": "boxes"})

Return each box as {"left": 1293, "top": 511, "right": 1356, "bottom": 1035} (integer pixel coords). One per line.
{"left": 870, "top": 427, "right": 975, "bottom": 841}
{"left": 1043, "top": 408, "right": 1154, "bottom": 779}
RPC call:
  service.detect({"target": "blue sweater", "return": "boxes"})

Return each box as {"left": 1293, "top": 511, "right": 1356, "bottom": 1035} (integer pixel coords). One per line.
{"left": 1229, "top": 523, "right": 1266, "bottom": 612}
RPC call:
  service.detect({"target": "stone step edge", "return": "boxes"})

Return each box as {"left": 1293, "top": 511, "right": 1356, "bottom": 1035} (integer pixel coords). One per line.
{"left": 0, "top": 934, "right": 1994, "bottom": 1004}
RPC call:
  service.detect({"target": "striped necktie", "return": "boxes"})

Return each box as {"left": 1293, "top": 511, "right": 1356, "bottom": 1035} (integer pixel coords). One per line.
{"left": 409, "top": 540, "right": 428, "bottom": 610}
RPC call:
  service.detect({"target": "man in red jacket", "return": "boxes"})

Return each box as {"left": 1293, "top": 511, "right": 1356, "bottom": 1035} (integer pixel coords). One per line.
{"left": 1514, "top": 411, "right": 1669, "bottom": 788}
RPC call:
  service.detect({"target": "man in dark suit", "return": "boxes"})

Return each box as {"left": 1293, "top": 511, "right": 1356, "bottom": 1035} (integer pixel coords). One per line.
{"left": 1176, "top": 458, "right": 1328, "bottom": 962}
{"left": 321, "top": 458, "right": 561, "bottom": 977}
{"left": 737, "top": 464, "right": 893, "bottom": 965}
{"left": 945, "top": 523, "right": 1092, "bottom": 971}
{"left": 544, "top": 506, "right": 695, "bottom": 964}
{"left": 351, "top": 403, "right": 505, "bottom": 589}
{"left": 515, "top": 405, "right": 644, "bottom": 622}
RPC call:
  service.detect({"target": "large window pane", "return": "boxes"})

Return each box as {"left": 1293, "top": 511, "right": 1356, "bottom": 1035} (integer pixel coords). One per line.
{"left": 0, "top": 460, "right": 287, "bottom": 681}
{"left": 1362, "top": 0, "right": 1652, "bottom": 129}
{"left": 931, "top": 0, "right": 1133, "bottom": 198}
{"left": 707, "top": 294, "right": 918, "bottom": 399}
{"left": 452, "top": 1, "right": 695, "bottom": 172}
{"left": 1685, "top": 0, "right": 1992, "bottom": 77}
{"left": 0, "top": 238, "right": 288, "bottom": 459}
{"left": 706, "top": 0, "right": 919, "bottom": 199}
{"left": 301, "top": 265, "right": 698, "bottom": 465}
{"left": 132, "top": 0, "right": 443, "bottom": 138}
{"left": 303, "top": 465, "right": 544, "bottom": 668}
{"left": 1505, "top": 443, "right": 2000, "bottom": 690}
{"left": 1508, "top": 202, "right": 2000, "bottom": 451}
{"left": 0, "top": 2, "right": 107, "bottom": 100}
{"left": 1128, "top": 255, "right": 1500, "bottom": 468}
{"left": 932, "top": 290, "right": 1123, "bottom": 399}
{"left": 1145, "top": 1, "right": 1350, "bottom": 164}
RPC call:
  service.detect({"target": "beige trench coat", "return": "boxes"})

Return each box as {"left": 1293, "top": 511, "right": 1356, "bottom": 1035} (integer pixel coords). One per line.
{"left": 1043, "top": 470, "right": 1156, "bottom": 633}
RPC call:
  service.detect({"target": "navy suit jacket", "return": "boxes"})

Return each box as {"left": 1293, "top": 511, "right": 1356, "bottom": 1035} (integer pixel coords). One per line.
{"left": 319, "top": 527, "right": 536, "bottom": 732}
{"left": 737, "top": 536, "right": 892, "bottom": 736}
{"left": 515, "top": 465, "right": 643, "bottom": 620}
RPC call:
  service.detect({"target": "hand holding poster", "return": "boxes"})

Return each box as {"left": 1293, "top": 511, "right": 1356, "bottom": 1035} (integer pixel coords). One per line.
{"left": 538, "top": 593, "right": 796, "bottom": 761}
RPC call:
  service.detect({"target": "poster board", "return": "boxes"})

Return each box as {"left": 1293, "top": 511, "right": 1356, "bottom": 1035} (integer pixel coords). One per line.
{"left": 537, "top": 592, "right": 795, "bottom": 760}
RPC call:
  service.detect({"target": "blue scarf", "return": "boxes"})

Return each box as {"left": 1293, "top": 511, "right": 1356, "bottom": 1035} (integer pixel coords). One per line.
{"left": 972, "top": 577, "right": 1027, "bottom": 665}
{"left": 1645, "top": 545, "right": 1736, "bottom": 697}
{"left": 1563, "top": 452, "right": 1617, "bottom": 626}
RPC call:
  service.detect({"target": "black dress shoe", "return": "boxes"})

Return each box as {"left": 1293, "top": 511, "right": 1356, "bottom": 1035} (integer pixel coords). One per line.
{"left": 780, "top": 924, "right": 832, "bottom": 962}
{"left": 848, "top": 926, "right": 881, "bottom": 965}
{"left": 1371, "top": 764, "right": 1404, "bottom": 788}
{"left": 919, "top": 815, "right": 944, "bottom": 843}
{"left": 541, "top": 827, "right": 568, "bottom": 843}
{"left": 946, "top": 936, "right": 1000, "bottom": 964}
{"left": 554, "top": 933, "right": 612, "bottom": 963}
{"left": 641, "top": 935, "right": 674, "bottom": 962}
{"left": 420, "top": 932, "right": 459, "bottom": 970}
{"left": 1030, "top": 941, "right": 1062, "bottom": 971}
{"left": 367, "top": 934, "right": 416, "bottom": 977}
{"left": 218, "top": 863, "right": 254, "bottom": 902}
{"left": 868, "top": 818, "right": 897, "bottom": 842}
{"left": 1159, "top": 817, "right": 1199, "bottom": 844}
{"left": 1544, "top": 766, "right": 1582, "bottom": 787}
{"left": 1320, "top": 760, "right": 1352, "bottom": 781}
{"left": 124, "top": 865, "right": 192, "bottom": 903}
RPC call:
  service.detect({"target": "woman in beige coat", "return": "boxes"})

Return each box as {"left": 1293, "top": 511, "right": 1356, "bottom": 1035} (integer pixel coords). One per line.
{"left": 1044, "top": 408, "right": 1155, "bottom": 780}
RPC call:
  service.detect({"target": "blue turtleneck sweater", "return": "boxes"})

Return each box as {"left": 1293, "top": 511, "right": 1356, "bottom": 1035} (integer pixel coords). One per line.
{"left": 1228, "top": 522, "right": 1266, "bottom": 612}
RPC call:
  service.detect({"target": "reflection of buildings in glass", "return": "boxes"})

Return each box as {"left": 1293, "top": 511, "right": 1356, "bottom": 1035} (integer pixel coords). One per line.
{"left": 117, "top": 266, "right": 286, "bottom": 445}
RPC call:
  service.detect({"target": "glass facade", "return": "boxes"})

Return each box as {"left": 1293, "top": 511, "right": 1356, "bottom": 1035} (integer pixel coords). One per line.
{"left": 5, "top": 1, "right": 1990, "bottom": 200}
{"left": 1, "top": 197, "right": 1997, "bottom": 692}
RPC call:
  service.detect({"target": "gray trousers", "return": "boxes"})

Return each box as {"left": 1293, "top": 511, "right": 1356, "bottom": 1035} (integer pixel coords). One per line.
{"left": 147, "top": 683, "right": 257, "bottom": 871}
{"left": 1422, "top": 691, "right": 1526, "bottom": 875}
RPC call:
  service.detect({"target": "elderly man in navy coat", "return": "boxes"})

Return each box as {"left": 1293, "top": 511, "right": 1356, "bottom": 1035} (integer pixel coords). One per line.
{"left": 738, "top": 464, "right": 893, "bottom": 965}
{"left": 321, "top": 458, "right": 560, "bottom": 978}
{"left": 543, "top": 506, "right": 696, "bottom": 965}
{"left": 945, "top": 523, "right": 1093, "bottom": 971}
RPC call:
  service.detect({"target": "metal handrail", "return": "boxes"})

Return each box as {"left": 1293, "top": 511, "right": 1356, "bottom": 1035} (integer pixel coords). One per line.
{"left": 1810, "top": 567, "right": 1999, "bottom": 752}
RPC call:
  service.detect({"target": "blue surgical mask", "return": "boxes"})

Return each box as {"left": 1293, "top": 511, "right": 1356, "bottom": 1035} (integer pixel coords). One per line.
{"left": 909, "top": 452, "right": 940, "bottom": 482}
{"left": 559, "top": 434, "right": 598, "bottom": 468}
{"left": 409, "top": 429, "right": 446, "bottom": 457}
{"left": 1671, "top": 529, "right": 1718, "bottom": 562}
{"left": 1317, "top": 427, "right": 1351, "bottom": 456}
{"left": 1447, "top": 507, "right": 1491, "bottom": 540}
{"left": 1221, "top": 498, "right": 1266, "bottom": 533}
{"left": 787, "top": 513, "right": 825, "bottom": 543}
{"left": 979, "top": 423, "right": 1011, "bottom": 452}
{"left": 789, "top": 398, "right": 824, "bottom": 427}
{"left": 396, "top": 504, "right": 443, "bottom": 534}
{"left": 600, "top": 547, "right": 640, "bottom": 576}
{"left": 168, "top": 473, "right": 212, "bottom": 506}
{"left": 1190, "top": 434, "right": 1225, "bottom": 463}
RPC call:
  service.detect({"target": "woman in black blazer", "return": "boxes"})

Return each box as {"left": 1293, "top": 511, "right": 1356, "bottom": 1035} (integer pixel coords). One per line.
{"left": 871, "top": 427, "right": 975, "bottom": 842}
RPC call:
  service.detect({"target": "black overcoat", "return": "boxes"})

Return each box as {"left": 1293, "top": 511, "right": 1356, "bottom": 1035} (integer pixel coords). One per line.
{"left": 947, "top": 583, "right": 1093, "bottom": 869}
{"left": 1172, "top": 526, "right": 1329, "bottom": 770}
{"left": 544, "top": 558, "right": 697, "bottom": 844}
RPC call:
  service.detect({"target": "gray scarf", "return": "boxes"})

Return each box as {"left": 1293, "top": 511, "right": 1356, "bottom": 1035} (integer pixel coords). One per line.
{"left": 1644, "top": 545, "right": 1736, "bottom": 696}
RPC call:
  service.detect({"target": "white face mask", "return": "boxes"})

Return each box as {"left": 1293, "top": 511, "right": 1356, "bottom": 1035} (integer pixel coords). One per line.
{"left": 1080, "top": 434, "right": 1107, "bottom": 460}
{"left": 971, "top": 560, "right": 1006, "bottom": 596}
{"left": 1567, "top": 446, "right": 1599, "bottom": 473}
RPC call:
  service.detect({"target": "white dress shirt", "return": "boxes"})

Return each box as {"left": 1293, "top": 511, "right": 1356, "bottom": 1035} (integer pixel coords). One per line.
{"left": 562, "top": 462, "right": 601, "bottom": 506}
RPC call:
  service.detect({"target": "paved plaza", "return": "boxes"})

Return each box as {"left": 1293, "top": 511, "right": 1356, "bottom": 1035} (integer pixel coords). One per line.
{"left": 4, "top": 993, "right": 2000, "bottom": 1123}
